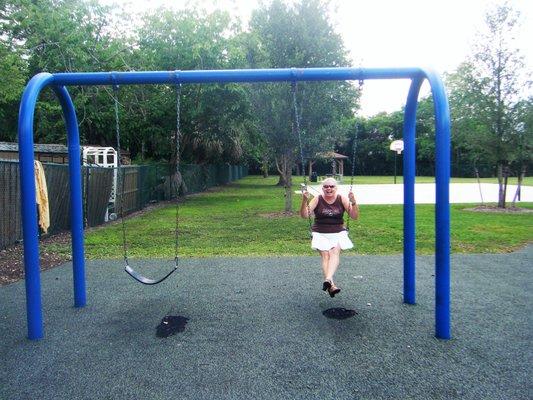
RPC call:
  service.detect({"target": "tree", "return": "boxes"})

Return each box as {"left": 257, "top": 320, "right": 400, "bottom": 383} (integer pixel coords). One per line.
{"left": 248, "top": 0, "right": 357, "bottom": 212}
{"left": 133, "top": 7, "right": 252, "bottom": 164}
{"left": 1, "top": 0, "right": 257, "bottom": 166}
{"left": 350, "top": 111, "right": 404, "bottom": 176}
{"left": 466, "top": 2, "right": 529, "bottom": 207}
{"left": 0, "top": 42, "right": 27, "bottom": 141}
{"left": 414, "top": 97, "right": 437, "bottom": 176}
{"left": 445, "top": 63, "right": 490, "bottom": 177}
{"left": 1, "top": 0, "right": 131, "bottom": 144}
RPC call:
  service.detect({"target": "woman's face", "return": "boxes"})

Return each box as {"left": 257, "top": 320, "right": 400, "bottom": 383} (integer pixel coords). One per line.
{"left": 322, "top": 181, "right": 337, "bottom": 197}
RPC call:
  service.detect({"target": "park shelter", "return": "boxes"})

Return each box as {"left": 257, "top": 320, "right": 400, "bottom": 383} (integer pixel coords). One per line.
{"left": 306, "top": 151, "right": 348, "bottom": 178}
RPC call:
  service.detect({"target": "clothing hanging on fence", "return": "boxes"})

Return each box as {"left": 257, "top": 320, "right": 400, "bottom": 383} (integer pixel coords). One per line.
{"left": 34, "top": 160, "right": 50, "bottom": 233}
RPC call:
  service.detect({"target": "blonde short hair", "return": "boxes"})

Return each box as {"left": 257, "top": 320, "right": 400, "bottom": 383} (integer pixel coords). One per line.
{"left": 322, "top": 178, "right": 338, "bottom": 187}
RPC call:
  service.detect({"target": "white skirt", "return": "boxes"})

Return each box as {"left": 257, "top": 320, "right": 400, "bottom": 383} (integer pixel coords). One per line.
{"left": 311, "top": 230, "right": 354, "bottom": 251}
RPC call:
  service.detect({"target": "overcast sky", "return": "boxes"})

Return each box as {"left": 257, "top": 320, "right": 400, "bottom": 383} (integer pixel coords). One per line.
{"left": 101, "top": 0, "right": 533, "bottom": 116}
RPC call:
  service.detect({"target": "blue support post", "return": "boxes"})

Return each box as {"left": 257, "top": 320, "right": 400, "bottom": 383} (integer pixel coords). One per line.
{"left": 402, "top": 77, "right": 423, "bottom": 305}
{"left": 53, "top": 86, "right": 86, "bottom": 308}
{"left": 425, "top": 71, "right": 452, "bottom": 340}
{"left": 18, "top": 73, "right": 54, "bottom": 340}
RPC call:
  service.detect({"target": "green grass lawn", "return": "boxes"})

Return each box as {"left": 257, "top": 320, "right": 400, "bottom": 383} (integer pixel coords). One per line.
{"left": 52, "top": 175, "right": 532, "bottom": 259}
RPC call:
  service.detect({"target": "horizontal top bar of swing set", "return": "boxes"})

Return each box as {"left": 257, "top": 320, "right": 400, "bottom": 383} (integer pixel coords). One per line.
{"left": 50, "top": 67, "right": 429, "bottom": 86}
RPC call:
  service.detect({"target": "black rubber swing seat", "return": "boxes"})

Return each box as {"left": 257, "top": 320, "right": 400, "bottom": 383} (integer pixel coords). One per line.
{"left": 124, "top": 264, "right": 178, "bottom": 285}
{"left": 113, "top": 84, "right": 182, "bottom": 287}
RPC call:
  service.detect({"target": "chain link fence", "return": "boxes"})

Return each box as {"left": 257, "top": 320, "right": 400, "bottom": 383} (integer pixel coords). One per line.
{"left": 0, "top": 161, "right": 248, "bottom": 250}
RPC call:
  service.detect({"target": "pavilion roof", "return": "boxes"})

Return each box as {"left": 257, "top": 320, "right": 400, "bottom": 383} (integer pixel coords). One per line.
{"left": 314, "top": 151, "right": 348, "bottom": 160}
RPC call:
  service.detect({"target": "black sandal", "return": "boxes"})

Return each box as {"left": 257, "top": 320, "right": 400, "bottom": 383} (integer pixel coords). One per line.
{"left": 328, "top": 284, "right": 341, "bottom": 298}
{"left": 322, "top": 279, "right": 332, "bottom": 291}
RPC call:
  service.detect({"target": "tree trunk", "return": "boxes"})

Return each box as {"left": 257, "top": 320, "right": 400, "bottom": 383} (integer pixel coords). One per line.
{"left": 261, "top": 156, "right": 269, "bottom": 178}
{"left": 512, "top": 165, "right": 526, "bottom": 206}
{"left": 497, "top": 163, "right": 510, "bottom": 208}
{"left": 164, "top": 170, "right": 186, "bottom": 199}
{"left": 275, "top": 153, "right": 294, "bottom": 212}
{"left": 275, "top": 157, "right": 286, "bottom": 186}
{"left": 284, "top": 173, "right": 293, "bottom": 213}
{"left": 167, "top": 133, "right": 186, "bottom": 198}
{"left": 503, "top": 167, "right": 509, "bottom": 207}
{"left": 497, "top": 164, "right": 504, "bottom": 208}
{"left": 474, "top": 167, "right": 484, "bottom": 205}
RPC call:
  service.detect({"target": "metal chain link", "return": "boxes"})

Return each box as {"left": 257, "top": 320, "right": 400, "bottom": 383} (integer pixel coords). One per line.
{"left": 347, "top": 79, "right": 364, "bottom": 232}
{"left": 174, "top": 84, "right": 181, "bottom": 266}
{"left": 112, "top": 85, "right": 129, "bottom": 265}
{"left": 292, "top": 81, "right": 313, "bottom": 235}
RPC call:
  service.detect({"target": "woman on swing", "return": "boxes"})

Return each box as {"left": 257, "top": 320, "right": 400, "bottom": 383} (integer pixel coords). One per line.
{"left": 300, "top": 177, "right": 359, "bottom": 297}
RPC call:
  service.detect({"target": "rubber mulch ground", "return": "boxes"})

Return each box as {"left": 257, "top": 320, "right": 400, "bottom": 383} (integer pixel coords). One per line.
{"left": 1, "top": 246, "right": 531, "bottom": 400}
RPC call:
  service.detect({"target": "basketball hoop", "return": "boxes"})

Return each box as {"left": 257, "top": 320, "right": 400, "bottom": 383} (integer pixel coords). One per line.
{"left": 389, "top": 140, "right": 404, "bottom": 184}
{"left": 390, "top": 140, "right": 404, "bottom": 154}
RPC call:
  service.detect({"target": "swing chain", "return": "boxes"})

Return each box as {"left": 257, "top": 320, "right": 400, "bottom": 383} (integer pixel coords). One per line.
{"left": 347, "top": 79, "right": 364, "bottom": 232}
{"left": 349, "top": 122, "right": 359, "bottom": 193}
{"left": 112, "top": 85, "right": 130, "bottom": 264}
{"left": 292, "top": 81, "right": 313, "bottom": 236}
{"left": 174, "top": 83, "right": 182, "bottom": 266}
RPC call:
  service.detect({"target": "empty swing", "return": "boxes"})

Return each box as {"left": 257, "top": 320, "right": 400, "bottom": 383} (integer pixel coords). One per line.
{"left": 112, "top": 84, "right": 182, "bottom": 285}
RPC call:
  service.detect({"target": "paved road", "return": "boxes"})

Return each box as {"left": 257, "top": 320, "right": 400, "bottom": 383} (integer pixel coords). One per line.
{"left": 301, "top": 183, "right": 533, "bottom": 204}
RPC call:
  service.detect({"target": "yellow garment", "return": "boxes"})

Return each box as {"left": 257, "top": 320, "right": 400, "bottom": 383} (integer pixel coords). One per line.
{"left": 34, "top": 160, "right": 50, "bottom": 233}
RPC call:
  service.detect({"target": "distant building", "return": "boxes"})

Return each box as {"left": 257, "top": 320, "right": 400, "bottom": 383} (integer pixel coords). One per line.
{"left": 0, "top": 142, "right": 130, "bottom": 164}
{"left": 303, "top": 151, "right": 348, "bottom": 177}
{"left": 0, "top": 142, "right": 70, "bottom": 163}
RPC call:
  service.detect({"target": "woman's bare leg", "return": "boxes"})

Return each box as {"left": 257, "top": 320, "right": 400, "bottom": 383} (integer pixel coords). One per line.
{"left": 319, "top": 250, "right": 330, "bottom": 280}
{"left": 325, "top": 245, "right": 341, "bottom": 282}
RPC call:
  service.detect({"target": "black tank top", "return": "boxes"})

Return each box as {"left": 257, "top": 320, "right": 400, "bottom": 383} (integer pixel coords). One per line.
{"left": 312, "top": 195, "right": 346, "bottom": 233}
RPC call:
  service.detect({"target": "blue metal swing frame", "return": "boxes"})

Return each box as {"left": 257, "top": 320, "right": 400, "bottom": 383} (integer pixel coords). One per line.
{"left": 17, "top": 67, "right": 451, "bottom": 340}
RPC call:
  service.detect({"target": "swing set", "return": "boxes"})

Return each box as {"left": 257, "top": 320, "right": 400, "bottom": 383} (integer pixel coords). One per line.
{"left": 17, "top": 67, "right": 451, "bottom": 341}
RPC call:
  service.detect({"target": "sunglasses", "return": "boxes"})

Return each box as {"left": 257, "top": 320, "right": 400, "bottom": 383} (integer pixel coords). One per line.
{"left": 323, "top": 185, "right": 336, "bottom": 189}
